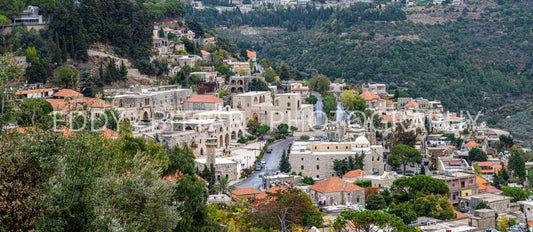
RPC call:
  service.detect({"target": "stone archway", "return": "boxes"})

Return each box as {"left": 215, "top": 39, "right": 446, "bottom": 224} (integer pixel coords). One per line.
{"left": 200, "top": 148, "right": 204, "bottom": 156}
{"left": 231, "top": 87, "right": 236, "bottom": 93}
{"left": 254, "top": 96, "right": 258, "bottom": 104}
{"left": 231, "top": 131, "right": 236, "bottom": 140}
{"left": 219, "top": 135, "right": 223, "bottom": 147}
{"left": 225, "top": 133, "right": 230, "bottom": 145}
{"left": 237, "top": 80, "right": 243, "bottom": 85}
{"left": 238, "top": 129, "right": 243, "bottom": 138}
{"left": 238, "top": 87, "right": 243, "bottom": 92}
{"left": 119, "top": 99, "right": 124, "bottom": 107}
{"left": 231, "top": 80, "right": 236, "bottom": 85}
{"left": 143, "top": 111, "right": 149, "bottom": 119}
{"left": 253, "top": 113, "right": 258, "bottom": 121}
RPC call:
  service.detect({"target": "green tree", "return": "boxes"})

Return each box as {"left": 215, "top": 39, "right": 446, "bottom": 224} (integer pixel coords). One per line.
{"left": 413, "top": 195, "right": 456, "bottom": 220}
{"left": 473, "top": 162, "right": 483, "bottom": 177}
{"left": 277, "top": 123, "right": 289, "bottom": 134}
{"left": 257, "top": 124, "right": 270, "bottom": 136}
{"left": 214, "top": 176, "right": 235, "bottom": 194}
{"left": 247, "top": 119, "right": 261, "bottom": 134}
{"left": 468, "top": 147, "right": 487, "bottom": 163}
{"left": 474, "top": 201, "right": 492, "bottom": 210}
{"left": 508, "top": 148, "right": 526, "bottom": 184}
{"left": 248, "top": 78, "right": 270, "bottom": 91}
{"left": 290, "top": 126, "right": 298, "bottom": 133}
{"left": 304, "top": 95, "right": 318, "bottom": 105}
{"left": 333, "top": 210, "right": 417, "bottom": 232}
{"left": 366, "top": 194, "right": 386, "bottom": 210}
{"left": 502, "top": 187, "right": 532, "bottom": 202}
{"left": 387, "top": 144, "right": 422, "bottom": 174}
{"left": 498, "top": 216, "right": 509, "bottom": 231}
{"left": 308, "top": 74, "right": 330, "bottom": 96}
{"left": 322, "top": 93, "right": 337, "bottom": 118}
{"left": 262, "top": 68, "right": 277, "bottom": 83}
{"left": 389, "top": 122, "right": 418, "bottom": 147}
{"left": 279, "top": 150, "right": 291, "bottom": 173}
{"left": 388, "top": 202, "right": 418, "bottom": 224}
{"left": 302, "top": 176, "right": 315, "bottom": 185}
{"left": 17, "top": 98, "right": 53, "bottom": 130}
{"left": 391, "top": 175, "right": 449, "bottom": 202}
{"left": 189, "top": 74, "right": 201, "bottom": 84}
{"left": 54, "top": 66, "right": 78, "bottom": 89}
{"left": 340, "top": 91, "right": 366, "bottom": 112}
{"left": 250, "top": 187, "right": 323, "bottom": 231}
{"left": 499, "top": 135, "right": 514, "bottom": 150}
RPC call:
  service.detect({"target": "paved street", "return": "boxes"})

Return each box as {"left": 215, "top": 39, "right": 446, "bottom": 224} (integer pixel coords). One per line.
{"left": 312, "top": 91, "right": 324, "bottom": 125}
{"left": 235, "top": 138, "right": 293, "bottom": 190}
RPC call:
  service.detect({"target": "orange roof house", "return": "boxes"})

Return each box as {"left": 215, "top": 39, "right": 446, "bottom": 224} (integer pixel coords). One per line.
{"left": 379, "top": 115, "right": 400, "bottom": 122}
{"left": 99, "top": 127, "right": 119, "bottom": 138}
{"left": 53, "top": 89, "right": 83, "bottom": 99}
{"left": 254, "top": 186, "right": 288, "bottom": 200}
{"left": 310, "top": 177, "right": 363, "bottom": 193}
{"left": 246, "top": 50, "right": 257, "bottom": 57}
{"left": 343, "top": 169, "right": 367, "bottom": 179}
{"left": 184, "top": 95, "right": 223, "bottom": 103}
{"left": 162, "top": 170, "right": 208, "bottom": 184}
{"left": 465, "top": 141, "right": 479, "bottom": 149}
{"left": 359, "top": 92, "right": 380, "bottom": 101}
{"left": 309, "top": 177, "right": 365, "bottom": 206}
{"left": 200, "top": 50, "right": 210, "bottom": 57}
{"left": 231, "top": 187, "right": 262, "bottom": 200}
{"left": 476, "top": 176, "right": 490, "bottom": 192}
{"left": 404, "top": 101, "right": 418, "bottom": 108}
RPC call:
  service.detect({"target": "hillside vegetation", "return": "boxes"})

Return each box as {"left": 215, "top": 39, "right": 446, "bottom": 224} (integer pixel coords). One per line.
{"left": 199, "top": 1, "right": 533, "bottom": 114}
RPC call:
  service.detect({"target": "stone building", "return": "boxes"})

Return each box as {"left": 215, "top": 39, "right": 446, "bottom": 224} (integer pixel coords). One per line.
{"left": 309, "top": 177, "right": 365, "bottom": 207}
{"left": 183, "top": 95, "right": 223, "bottom": 111}
{"left": 289, "top": 136, "right": 385, "bottom": 180}
{"left": 194, "top": 136, "right": 238, "bottom": 182}
{"left": 225, "top": 75, "right": 263, "bottom": 93}
{"left": 112, "top": 86, "right": 193, "bottom": 122}
{"left": 233, "top": 91, "right": 315, "bottom": 132}
{"left": 190, "top": 71, "right": 218, "bottom": 82}
{"left": 458, "top": 193, "right": 512, "bottom": 214}
{"left": 469, "top": 209, "right": 496, "bottom": 231}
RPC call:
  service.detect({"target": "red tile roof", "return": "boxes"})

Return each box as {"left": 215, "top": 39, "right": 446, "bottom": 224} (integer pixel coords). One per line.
{"left": 476, "top": 176, "right": 489, "bottom": 192}
{"left": 246, "top": 50, "right": 257, "bottom": 57}
{"left": 465, "top": 141, "right": 479, "bottom": 148}
{"left": 201, "top": 50, "right": 210, "bottom": 57}
{"left": 404, "top": 101, "right": 418, "bottom": 108}
{"left": 360, "top": 92, "right": 380, "bottom": 101}
{"left": 386, "top": 100, "right": 394, "bottom": 105}
{"left": 485, "top": 185, "right": 502, "bottom": 194}
{"left": 429, "top": 114, "right": 439, "bottom": 119}
{"left": 15, "top": 88, "right": 54, "bottom": 95}
{"left": 476, "top": 136, "right": 486, "bottom": 140}
{"left": 231, "top": 187, "right": 262, "bottom": 196}
{"left": 455, "top": 210, "right": 468, "bottom": 219}
{"left": 162, "top": 170, "right": 208, "bottom": 184}
{"left": 443, "top": 117, "right": 463, "bottom": 121}
{"left": 343, "top": 169, "right": 367, "bottom": 178}
{"left": 53, "top": 89, "right": 83, "bottom": 98}
{"left": 309, "top": 177, "right": 363, "bottom": 193}
{"left": 185, "top": 95, "right": 223, "bottom": 103}
{"left": 46, "top": 97, "right": 111, "bottom": 111}
{"left": 99, "top": 127, "right": 119, "bottom": 138}
{"left": 255, "top": 186, "right": 288, "bottom": 200}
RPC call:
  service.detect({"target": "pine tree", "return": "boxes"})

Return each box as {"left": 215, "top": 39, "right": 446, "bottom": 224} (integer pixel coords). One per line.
{"left": 279, "top": 150, "right": 291, "bottom": 173}
{"left": 119, "top": 61, "right": 128, "bottom": 81}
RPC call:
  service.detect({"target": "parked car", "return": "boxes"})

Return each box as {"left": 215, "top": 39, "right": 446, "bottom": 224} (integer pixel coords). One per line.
{"left": 266, "top": 146, "right": 273, "bottom": 153}
{"left": 256, "top": 163, "right": 262, "bottom": 171}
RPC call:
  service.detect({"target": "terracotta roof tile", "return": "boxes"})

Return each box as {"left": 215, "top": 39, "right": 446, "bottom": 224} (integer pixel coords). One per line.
{"left": 162, "top": 170, "right": 208, "bottom": 184}
{"left": 99, "top": 127, "right": 119, "bottom": 138}
{"left": 465, "top": 141, "right": 479, "bottom": 148}
{"left": 200, "top": 50, "right": 210, "bottom": 57}
{"left": 379, "top": 115, "right": 400, "bottom": 122}
{"left": 485, "top": 185, "right": 502, "bottom": 194}
{"left": 386, "top": 100, "right": 394, "bottom": 105}
{"left": 255, "top": 186, "right": 287, "bottom": 200}
{"left": 246, "top": 50, "right": 256, "bottom": 57}
{"left": 53, "top": 89, "right": 83, "bottom": 98}
{"left": 15, "top": 88, "right": 54, "bottom": 95}
{"left": 476, "top": 176, "right": 489, "bottom": 191}
{"left": 359, "top": 92, "right": 380, "bottom": 101}
{"left": 404, "top": 101, "right": 418, "bottom": 108}
{"left": 184, "top": 95, "right": 223, "bottom": 103}
{"left": 231, "top": 187, "right": 262, "bottom": 196}
{"left": 309, "top": 177, "right": 363, "bottom": 193}
{"left": 455, "top": 210, "right": 468, "bottom": 219}
{"left": 343, "top": 169, "right": 367, "bottom": 178}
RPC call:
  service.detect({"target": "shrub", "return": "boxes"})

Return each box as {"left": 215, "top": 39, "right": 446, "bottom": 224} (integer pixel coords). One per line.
{"left": 247, "top": 135, "right": 256, "bottom": 141}
{"left": 300, "top": 135, "right": 310, "bottom": 140}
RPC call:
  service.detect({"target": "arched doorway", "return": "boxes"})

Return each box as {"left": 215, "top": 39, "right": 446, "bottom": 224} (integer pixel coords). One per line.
{"left": 143, "top": 111, "right": 149, "bottom": 119}
{"left": 231, "top": 131, "right": 236, "bottom": 140}
{"left": 231, "top": 80, "right": 236, "bottom": 85}
{"left": 219, "top": 135, "right": 223, "bottom": 147}
{"left": 237, "top": 80, "right": 243, "bottom": 85}
{"left": 119, "top": 99, "right": 124, "bottom": 107}
{"left": 238, "top": 130, "right": 243, "bottom": 138}
{"left": 231, "top": 87, "right": 236, "bottom": 93}
{"left": 225, "top": 133, "right": 230, "bottom": 145}
{"left": 253, "top": 113, "right": 258, "bottom": 121}
{"left": 200, "top": 148, "right": 204, "bottom": 156}
{"left": 237, "top": 87, "right": 243, "bottom": 92}
{"left": 254, "top": 97, "right": 258, "bottom": 104}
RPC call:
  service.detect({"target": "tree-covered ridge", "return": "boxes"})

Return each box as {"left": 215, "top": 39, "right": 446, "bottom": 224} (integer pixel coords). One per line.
{"left": 219, "top": 1, "right": 533, "bottom": 112}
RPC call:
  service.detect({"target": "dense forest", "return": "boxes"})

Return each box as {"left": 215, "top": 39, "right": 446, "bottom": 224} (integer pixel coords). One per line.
{"left": 215, "top": 2, "right": 533, "bottom": 113}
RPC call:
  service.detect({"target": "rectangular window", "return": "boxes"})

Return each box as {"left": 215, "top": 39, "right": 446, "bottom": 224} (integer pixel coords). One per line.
{"left": 316, "top": 165, "right": 320, "bottom": 170}
{"left": 301, "top": 165, "right": 304, "bottom": 170}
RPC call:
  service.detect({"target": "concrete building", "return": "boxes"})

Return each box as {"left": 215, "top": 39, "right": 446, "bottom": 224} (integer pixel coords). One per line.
{"left": 469, "top": 209, "right": 496, "bottom": 231}
{"left": 328, "top": 83, "right": 346, "bottom": 100}
{"left": 363, "top": 84, "right": 387, "bottom": 96}
{"left": 309, "top": 177, "right": 365, "bottom": 207}
{"left": 190, "top": 71, "right": 218, "bottom": 82}
{"left": 434, "top": 171, "right": 479, "bottom": 205}
{"left": 343, "top": 170, "right": 398, "bottom": 188}
{"left": 195, "top": 134, "right": 238, "bottom": 182}
{"left": 458, "top": 193, "right": 512, "bottom": 214}
{"left": 289, "top": 136, "right": 385, "bottom": 180}
{"left": 13, "top": 5, "right": 46, "bottom": 25}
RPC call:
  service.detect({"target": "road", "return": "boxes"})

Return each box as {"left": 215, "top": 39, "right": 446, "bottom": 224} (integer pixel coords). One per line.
{"left": 311, "top": 91, "right": 324, "bottom": 125}
{"left": 236, "top": 138, "right": 293, "bottom": 190}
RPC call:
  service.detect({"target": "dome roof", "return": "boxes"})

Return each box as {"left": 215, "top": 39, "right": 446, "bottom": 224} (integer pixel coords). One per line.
{"left": 354, "top": 136, "right": 370, "bottom": 145}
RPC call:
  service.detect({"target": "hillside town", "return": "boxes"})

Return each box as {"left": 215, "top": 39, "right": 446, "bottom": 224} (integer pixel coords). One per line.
{"left": 3, "top": 0, "right": 533, "bottom": 231}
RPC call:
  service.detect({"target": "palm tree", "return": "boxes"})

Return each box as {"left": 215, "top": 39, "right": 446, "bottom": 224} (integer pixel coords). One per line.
{"left": 214, "top": 176, "right": 235, "bottom": 194}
